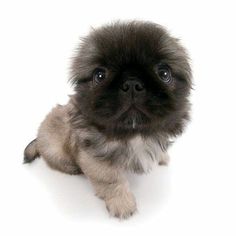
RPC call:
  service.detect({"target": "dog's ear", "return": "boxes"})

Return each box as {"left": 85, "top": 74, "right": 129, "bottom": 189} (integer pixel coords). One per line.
{"left": 69, "top": 35, "right": 98, "bottom": 87}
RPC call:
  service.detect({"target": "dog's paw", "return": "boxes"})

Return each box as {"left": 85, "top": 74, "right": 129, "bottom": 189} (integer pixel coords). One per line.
{"left": 159, "top": 152, "right": 170, "bottom": 166}
{"left": 105, "top": 192, "right": 137, "bottom": 219}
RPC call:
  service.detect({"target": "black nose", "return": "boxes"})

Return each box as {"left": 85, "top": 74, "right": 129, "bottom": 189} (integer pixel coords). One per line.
{"left": 120, "top": 79, "right": 144, "bottom": 93}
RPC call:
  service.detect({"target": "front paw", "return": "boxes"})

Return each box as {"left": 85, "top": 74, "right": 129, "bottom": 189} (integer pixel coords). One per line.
{"left": 105, "top": 192, "right": 137, "bottom": 219}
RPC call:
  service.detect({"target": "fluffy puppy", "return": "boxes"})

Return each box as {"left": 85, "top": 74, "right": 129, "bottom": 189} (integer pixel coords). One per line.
{"left": 24, "top": 21, "right": 192, "bottom": 219}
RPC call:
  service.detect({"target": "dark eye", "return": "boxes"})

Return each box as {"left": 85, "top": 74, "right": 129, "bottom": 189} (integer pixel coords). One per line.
{"left": 156, "top": 64, "right": 172, "bottom": 84}
{"left": 93, "top": 68, "right": 106, "bottom": 83}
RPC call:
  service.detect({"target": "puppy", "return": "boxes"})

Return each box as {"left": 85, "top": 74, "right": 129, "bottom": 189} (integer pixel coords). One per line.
{"left": 24, "top": 21, "right": 192, "bottom": 219}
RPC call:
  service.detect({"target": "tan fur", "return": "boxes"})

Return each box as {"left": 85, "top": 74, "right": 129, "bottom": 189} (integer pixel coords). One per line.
{"left": 32, "top": 102, "right": 138, "bottom": 217}
{"left": 78, "top": 150, "right": 137, "bottom": 218}
{"left": 24, "top": 100, "right": 170, "bottom": 218}
{"left": 36, "top": 104, "right": 81, "bottom": 174}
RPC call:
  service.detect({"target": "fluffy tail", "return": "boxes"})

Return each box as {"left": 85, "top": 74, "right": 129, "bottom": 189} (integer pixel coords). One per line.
{"left": 23, "top": 139, "right": 40, "bottom": 164}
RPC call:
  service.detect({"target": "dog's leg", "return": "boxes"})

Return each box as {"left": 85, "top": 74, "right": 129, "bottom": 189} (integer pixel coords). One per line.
{"left": 78, "top": 151, "right": 137, "bottom": 219}
{"left": 24, "top": 105, "right": 82, "bottom": 175}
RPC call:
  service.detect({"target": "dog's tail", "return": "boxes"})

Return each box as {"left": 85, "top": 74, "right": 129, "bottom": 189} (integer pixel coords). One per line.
{"left": 23, "top": 139, "right": 40, "bottom": 164}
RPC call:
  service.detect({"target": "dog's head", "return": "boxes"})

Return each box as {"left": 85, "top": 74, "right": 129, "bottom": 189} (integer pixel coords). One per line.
{"left": 71, "top": 21, "right": 192, "bottom": 139}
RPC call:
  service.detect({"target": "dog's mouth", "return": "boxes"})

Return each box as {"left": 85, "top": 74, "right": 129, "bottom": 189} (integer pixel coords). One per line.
{"left": 117, "top": 105, "right": 150, "bottom": 129}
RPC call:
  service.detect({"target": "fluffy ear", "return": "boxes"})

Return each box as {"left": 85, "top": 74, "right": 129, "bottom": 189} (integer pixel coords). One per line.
{"left": 69, "top": 34, "right": 98, "bottom": 86}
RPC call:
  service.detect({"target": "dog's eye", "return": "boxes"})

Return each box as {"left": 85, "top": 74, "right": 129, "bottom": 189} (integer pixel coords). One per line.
{"left": 155, "top": 64, "right": 172, "bottom": 84}
{"left": 93, "top": 68, "right": 106, "bottom": 83}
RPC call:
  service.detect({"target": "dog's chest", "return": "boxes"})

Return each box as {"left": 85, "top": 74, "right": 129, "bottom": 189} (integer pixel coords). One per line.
{"left": 126, "top": 136, "right": 161, "bottom": 172}
{"left": 80, "top": 130, "right": 164, "bottom": 173}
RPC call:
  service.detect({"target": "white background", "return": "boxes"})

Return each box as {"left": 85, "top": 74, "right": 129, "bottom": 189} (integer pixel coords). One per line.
{"left": 0, "top": 0, "right": 236, "bottom": 235}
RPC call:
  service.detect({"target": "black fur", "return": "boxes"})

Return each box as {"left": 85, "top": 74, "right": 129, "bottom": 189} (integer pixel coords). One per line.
{"left": 70, "top": 21, "right": 192, "bottom": 141}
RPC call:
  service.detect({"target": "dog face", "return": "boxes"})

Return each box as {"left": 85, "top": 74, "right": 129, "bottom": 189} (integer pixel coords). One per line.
{"left": 71, "top": 21, "right": 192, "bottom": 139}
